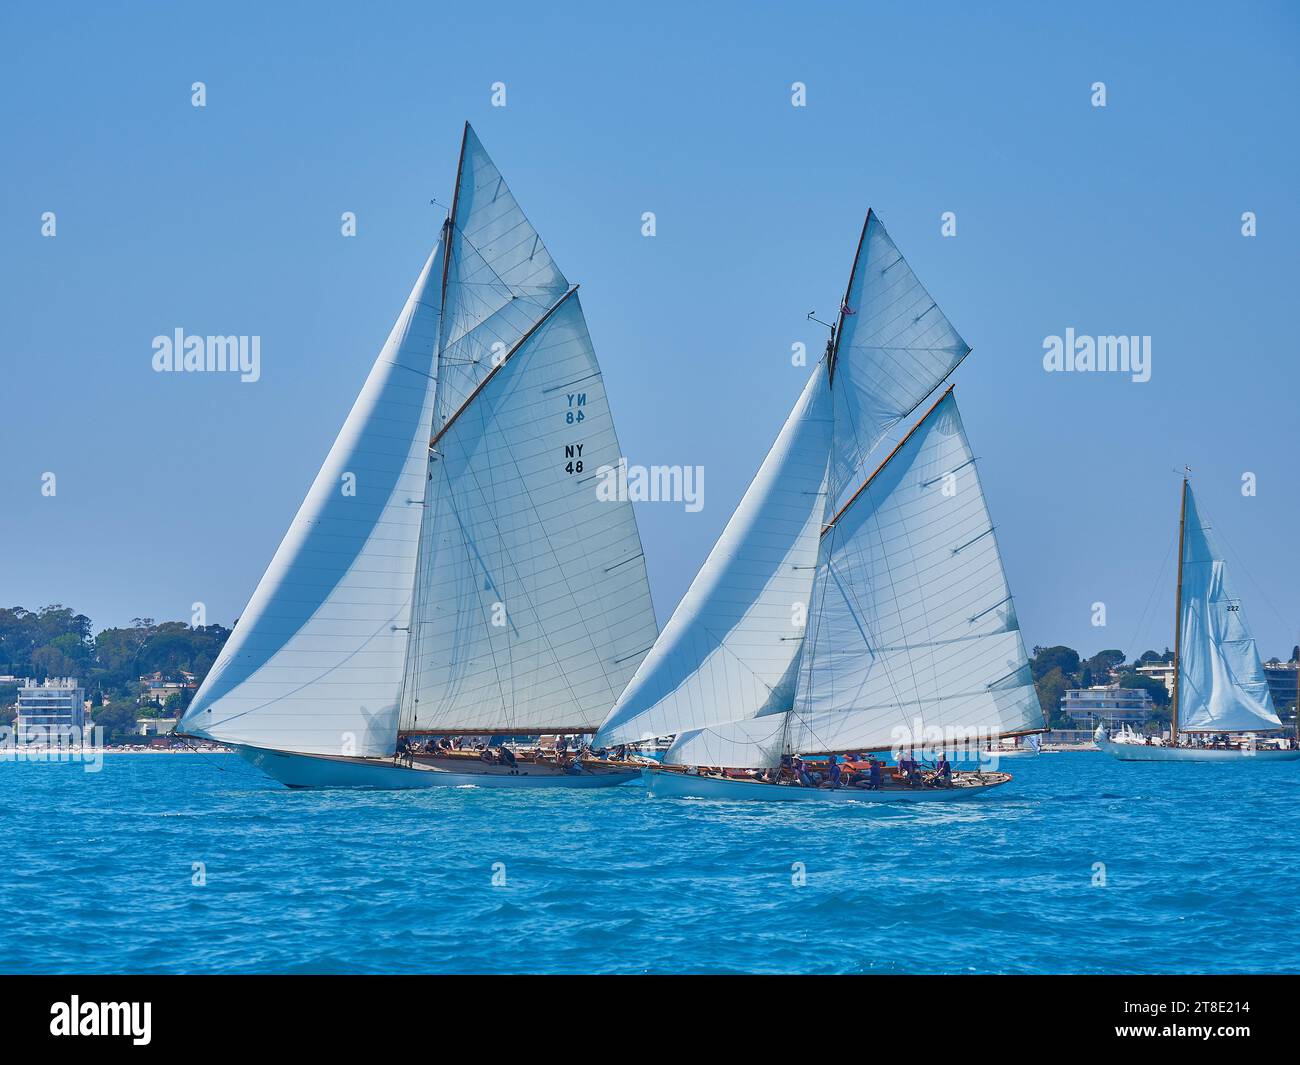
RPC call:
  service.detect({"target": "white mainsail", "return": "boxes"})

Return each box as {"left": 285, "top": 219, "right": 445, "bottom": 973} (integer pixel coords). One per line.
{"left": 1177, "top": 484, "right": 1281, "bottom": 733}
{"left": 593, "top": 368, "right": 833, "bottom": 747}
{"left": 827, "top": 210, "right": 970, "bottom": 504}
{"left": 180, "top": 245, "right": 444, "bottom": 756}
{"left": 397, "top": 289, "right": 659, "bottom": 734}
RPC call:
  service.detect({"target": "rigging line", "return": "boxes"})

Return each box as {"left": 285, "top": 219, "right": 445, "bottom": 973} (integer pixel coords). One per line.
{"left": 171, "top": 730, "right": 231, "bottom": 774}
{"left": 826, "top": 208, "right": 870, "bottom": 384}
{"left": 695, "top": 621, "right": 786, "bottom": 696}
{"left": 430, "top": 286, "right": 578, "bottom": 451}
{"left": 190, "top": 602, "right": 411, "bottom": 733}
{"left": 1209, "top": 510, "right": 1296, "bottom": 635}
{"left": 394, "top": 455, "right": 442, "bottom": 729}
{"left": 397, "top": 259, "right": 454, "bottom": 728}
{"left": 473, "top": 428, "right": 599, "bottom": 729}
{"left": 441, "top": 356, "right": 605, "bottom": 731}
{"left": 791, "top": 506, "right": 835, "bottom": 753}
{"left": 784, "top": 490, "right": 918, "bottom": 757}
{"left": 833, "top": 348, "right": 973, "bottom": 507}
{"left": 843, "top": 499, "right": 931, "bottom": 745}
{"left": 1122, "top": 525, "right": 1177, "bottom": 663}
{"left": 435, "top": 120, "right": 470, "bottom": 346}
{"left": 507, "top": 465, "right": 636, "bottom": 715}
{"left": 447, "top": 203, "right": 555, "bottom": 304}
{"left": 885, "top": 437, "right": 985, "bottom": 741}
{"left": 401, "top": 461, "right": 456, "bottom": 730}
{"left": 436, "top": 449, "right": 517, "bottom": 728}
{"left": 824, "top": 385, "right": 956, "bottom": 532}
{"left": 818, "top": 392, "right": 960, "bottom": 747}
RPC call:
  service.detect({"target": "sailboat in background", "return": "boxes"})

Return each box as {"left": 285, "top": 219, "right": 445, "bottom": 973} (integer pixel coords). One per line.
{"left": 178, "top": 124, "right": 659, "bottom": 788}
{"left": 594, "top": 212, "right": 1047, "bottom": 801}
{"left": 1098, "top": 476, "right": 1299, "bottom": 762}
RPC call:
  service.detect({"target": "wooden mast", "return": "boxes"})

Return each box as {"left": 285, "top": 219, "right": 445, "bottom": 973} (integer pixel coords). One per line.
{"left": 1170, "top": 474, "right": 1189, "bottom": 747}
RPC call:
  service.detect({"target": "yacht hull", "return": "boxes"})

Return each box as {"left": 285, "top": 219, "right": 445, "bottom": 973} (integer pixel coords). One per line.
{"left": 237, "top": 745, "right": 639, "bottom": 789}
{"left": 641, "top": 766, "right": 1011, "bottom": 802}
{"left": 1096, "top": 736, "right": 1300, "bottom": 762}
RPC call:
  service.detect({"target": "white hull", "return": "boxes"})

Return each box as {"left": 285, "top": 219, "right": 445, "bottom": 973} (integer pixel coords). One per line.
{"left": 641, "top": 766, "right": 1011, "bottom": 803}
{"left": 238, "top": 745, "right": 639, "bottom": 789}
{"left": 1096, "top": 736, "right": 1300, "bottom": 763}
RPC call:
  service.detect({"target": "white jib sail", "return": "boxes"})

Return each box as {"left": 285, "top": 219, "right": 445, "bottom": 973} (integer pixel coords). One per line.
{"left": 664, "top": 390, "right": 1042, "bottom": 767}
{"left": 435, "top": 125, "right": 570, "bottom": 431}
{"left": 398, "top": 290, "right": 659, "bottom": 734}
{"left": 180, "top": 244, "right": 445, "bottom": 756}
{"left": 1177, "top": 485, "right": 1281, "bottom": 732}
{"left": 828, "top": 211, "right": 970, "bottom": 505}
{"left": 595, "top": 367, "right": 834, "bottom": 748}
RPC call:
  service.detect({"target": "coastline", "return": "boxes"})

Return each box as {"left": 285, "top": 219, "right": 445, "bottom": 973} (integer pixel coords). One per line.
{"left": 0, "top": 746, "right": 235, "bottom": 755}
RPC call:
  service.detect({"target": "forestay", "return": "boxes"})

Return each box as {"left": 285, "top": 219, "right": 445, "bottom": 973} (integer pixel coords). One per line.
{"left": 180, "top": 245, "right": 445, "bottom": 756}
{"left": 398, "top": 290, "right": 659, "bottom": 734}
{"left": 1177, "top": 485, "right": 1281, "bottom": 732}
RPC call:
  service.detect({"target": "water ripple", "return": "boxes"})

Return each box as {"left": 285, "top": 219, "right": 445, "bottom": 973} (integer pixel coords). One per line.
{"left": 1, "top": 752, "right": 1297, "bottom": 973}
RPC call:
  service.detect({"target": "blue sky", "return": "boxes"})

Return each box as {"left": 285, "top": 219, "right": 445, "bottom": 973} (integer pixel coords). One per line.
{"left": 2, "top": 1, "right": 1298, "bottom": 660}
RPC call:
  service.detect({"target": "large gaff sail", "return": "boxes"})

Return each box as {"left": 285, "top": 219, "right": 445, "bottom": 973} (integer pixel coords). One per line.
{"left": 180, "top": 245, "right": 444, "bottom": 756}
{"left": 1177, "top": 485, "right": 1280, "bottom": 732}
{"left": 435, "top": 125, "right": 570, "bottom": 430}
{"left": 398, "top": 290, "right": 659, "bottom": 734}
{"left": 594, "top": 368, "right": 834, "bottom": 748}
{"left": 827, "top": 211, "right": 970, "bottom": 504}
{"left": 663, "top": 390, "right": 1042, "bottom": 767}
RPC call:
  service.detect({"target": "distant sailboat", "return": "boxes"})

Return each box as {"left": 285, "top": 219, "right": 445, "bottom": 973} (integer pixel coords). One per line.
{"left": 594, "top": 211, "right": 1047, "bottom": 801}
{"left": 177, "top": 124, "right": 659, "bottom": 788}
{"left": 1098, "top": 476, "right": 1300, "bottom": 762}
{"left": 993, "top": 733, "right": 1040, "bottom": 757}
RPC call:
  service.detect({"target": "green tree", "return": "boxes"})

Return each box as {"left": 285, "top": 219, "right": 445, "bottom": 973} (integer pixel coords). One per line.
{"left": 1036, "top": 667, "right": 1071, "bottom": 728}
{"left": 91, "top": 702, "right": 139, "bottom": 744}
{"left": 1085, "top": 649, "right": 1126, "bottom": 676}
{"left": 1117, "top": 671, "right": 1171, "bottom": 708}
{"left": 1030, "top": 646, "right": 1080, "bottom": 682}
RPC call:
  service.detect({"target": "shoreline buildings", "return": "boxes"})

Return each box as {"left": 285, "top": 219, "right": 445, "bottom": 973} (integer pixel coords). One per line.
{"left": 15, "top": 677, "right": 86, "bottom": 744}
{"left": 1061, "top": 684, "right": 1156, "bottom": 731}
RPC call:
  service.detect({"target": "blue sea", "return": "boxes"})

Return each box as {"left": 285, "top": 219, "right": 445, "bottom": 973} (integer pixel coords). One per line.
{"left": 3, "top": 751, "right": 1297, "bottom": 974}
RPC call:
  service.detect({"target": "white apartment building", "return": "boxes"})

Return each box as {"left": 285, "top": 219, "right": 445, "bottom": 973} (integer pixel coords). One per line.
{"left": 15, "top": 677, "right": 86, "bottom": 744}
{"left": 1136, "top": 660, "right": 1176, "bottom": 697}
